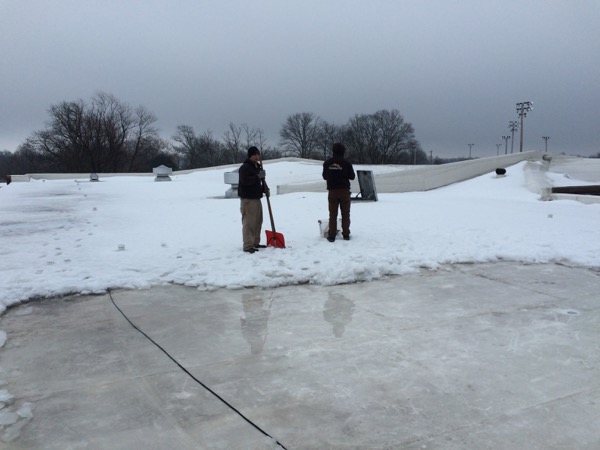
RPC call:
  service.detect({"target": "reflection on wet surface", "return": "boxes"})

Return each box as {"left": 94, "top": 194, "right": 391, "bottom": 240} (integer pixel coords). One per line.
{"left": 323, "top": 292, "right": 355, "bottom": 337}
{"left": 240, "top": 292, "right": 271, "bottom": 354}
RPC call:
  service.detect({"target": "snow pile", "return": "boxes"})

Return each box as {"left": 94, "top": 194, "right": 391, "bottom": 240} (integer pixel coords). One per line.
{"left": 0, "top": 160, "right": 598, "bottom": 313}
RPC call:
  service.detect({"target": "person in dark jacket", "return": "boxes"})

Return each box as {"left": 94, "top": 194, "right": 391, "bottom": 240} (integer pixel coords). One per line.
{"left": 322, "top": 142, "right": 355, "bottom": 242}
{"left": 238, "top": 147, "right": 267, "bottom": 253}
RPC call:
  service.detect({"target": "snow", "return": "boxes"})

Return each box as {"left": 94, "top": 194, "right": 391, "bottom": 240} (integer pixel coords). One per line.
{"left": 0, "top": 159, "right": 599, "bottom": 315}
{"left": 0, "top": 158, "right": 599, "bottom": 443}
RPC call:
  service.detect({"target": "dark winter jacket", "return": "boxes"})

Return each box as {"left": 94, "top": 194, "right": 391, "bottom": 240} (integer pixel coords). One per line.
{"left": 322, "top": 156, "right": 355, "bottom": 190}
{"left": 238, "top": 159, "right": 264, "bottom": 199}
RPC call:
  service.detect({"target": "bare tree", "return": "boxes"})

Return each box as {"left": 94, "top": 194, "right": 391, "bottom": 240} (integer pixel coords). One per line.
{"left": 317, "top": 121, "right": 345, "bottom": 160}
{"left": 344, "top": 109, "right": 422, "bottom": 164}
{"left": 85, "top": 92, "right": 135, "bottom": 172}
{"left": 245, "top": 125, "right": 268, "bottom": 153}
{"left": 222, "top": 122, "right": 244, "bottom": 163}
{"left": 259, "top": 144, "right": 284, "bottom": 160}
{"left": 11, "top": 139, "right": 55, "bottom": 173}
{"left": 173, "top": 126, "right": 224, "bottom": 168}
{"left": 197, "top": 130, "right": 224, "bottom": 167}
{"left": 344, "top": 113, "right": 376, "bottom": 163}
{"left": 126, "top": 105, "right": 161, "bottom": 171}
{"left": 27, "top": 92, "right": 162, "bottom": 172}
{"left": 172, "top": 125, "right": 203, "bottom": 168}
{"left": 223, "top": 123, "right": 267, "bottom": 163}
{"left": 279, "top": 112, "right": 323, "bottom": 159}
{"left": 34, "top": 99, "right": 88, "bottom": 171}
{"left": 0, "top": 150, "right": 17, "bottom": 179}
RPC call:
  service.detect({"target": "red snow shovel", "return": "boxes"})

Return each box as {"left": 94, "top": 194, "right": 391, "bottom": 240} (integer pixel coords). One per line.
{"left": 260, "top": 157, "right": 286, "bottom": 248}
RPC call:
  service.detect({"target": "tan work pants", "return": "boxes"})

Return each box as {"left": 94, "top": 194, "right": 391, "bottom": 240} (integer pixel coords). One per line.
{"left": 240, "top": 198, "right": 263, "bottom": 251}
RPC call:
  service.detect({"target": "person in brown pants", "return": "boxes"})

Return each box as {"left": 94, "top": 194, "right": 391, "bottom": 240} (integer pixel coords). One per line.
{"left": 322, "top": 143, "right": 355, "bottom": 242}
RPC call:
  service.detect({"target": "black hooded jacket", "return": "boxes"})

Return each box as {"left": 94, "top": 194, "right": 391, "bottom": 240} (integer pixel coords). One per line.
{"left": 322, "top": 155, "right": 355, "bottom": 190}
{"left": 238, "top": 158, "right": 264, "bottom": 199}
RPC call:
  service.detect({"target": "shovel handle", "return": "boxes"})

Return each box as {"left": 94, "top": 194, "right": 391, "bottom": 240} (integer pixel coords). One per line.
{"left": 258, "top": 153, "right": 276, "bottom": 232}
{"left": 265, "top": 194, "right": 277, "bottom": 234}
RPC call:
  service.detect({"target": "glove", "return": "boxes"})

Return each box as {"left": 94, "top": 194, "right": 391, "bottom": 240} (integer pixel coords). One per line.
{"left": 258, "top": 170, "right": 266, "bottom": 179}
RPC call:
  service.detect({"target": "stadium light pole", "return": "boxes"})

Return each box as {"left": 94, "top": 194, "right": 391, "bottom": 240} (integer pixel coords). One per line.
{"left": 502, "top": 135, "right": 510, "bottom": 155}
{"left": 496, "top": 143, "right": 501, "bottom": 156}
{"left": 516, "top": 101, "right": 533, "bottom": 152}
{"left": 509, "top": 121, "right": 519, "bottom": 154}
{"left": 542, "top": 136, "right": 550, "bottom": 152}
{"left": 468, "top": 143, "right": 474, "bottom": 159}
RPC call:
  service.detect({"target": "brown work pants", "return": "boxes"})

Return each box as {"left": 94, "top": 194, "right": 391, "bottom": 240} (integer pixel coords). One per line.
{"left": 240, "top": 198, "right": 263, "bottom": 251}
{"left": 328, "top": 189, "right": 351, "bottom": 239}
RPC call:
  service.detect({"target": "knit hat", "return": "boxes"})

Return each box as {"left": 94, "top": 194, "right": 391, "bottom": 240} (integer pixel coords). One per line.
{"left": 332, "top": 142, "right": 345, "bottom": 156}
{"left": 247, "top": 146, "right": 260, "bottom": 157}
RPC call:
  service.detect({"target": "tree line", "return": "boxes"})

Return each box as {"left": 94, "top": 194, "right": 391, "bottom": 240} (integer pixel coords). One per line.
{"left": 1, "top": 92, "right": 430, "bottom": 175}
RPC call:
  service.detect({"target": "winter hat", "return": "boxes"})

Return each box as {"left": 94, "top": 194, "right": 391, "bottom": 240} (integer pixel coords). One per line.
{"left": 247, "top": 146, "right": 260, "bottom": 157}
{"left": 332, "top": 142, "right": 345, "bottom": 156}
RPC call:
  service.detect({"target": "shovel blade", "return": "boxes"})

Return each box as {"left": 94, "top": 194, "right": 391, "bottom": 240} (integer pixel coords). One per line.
{"left": 266, "top": 230, "right": 286, "bottom": 248}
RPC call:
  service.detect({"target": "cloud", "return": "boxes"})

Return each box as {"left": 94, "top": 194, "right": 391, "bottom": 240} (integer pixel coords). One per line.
{"left": 1, "top": 0, "right": 598, "bottom": 157}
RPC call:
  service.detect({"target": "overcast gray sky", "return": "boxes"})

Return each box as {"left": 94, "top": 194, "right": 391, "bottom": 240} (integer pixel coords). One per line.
{"left": 1, "top": 0, "right": 599, "bottom": 159}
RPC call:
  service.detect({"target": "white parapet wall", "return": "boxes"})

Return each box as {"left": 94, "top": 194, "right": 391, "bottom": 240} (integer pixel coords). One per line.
{"left": 8, "top": 153, "right": 547, "bottom": 196}
{"left": 277, "top": 151, "right": 544, "bottom": 195}
{"left": 8, "top": 172, "right": 153, "bottom": 182}
{"left": 7, "top": 160, "right": 277, "bottom": 182}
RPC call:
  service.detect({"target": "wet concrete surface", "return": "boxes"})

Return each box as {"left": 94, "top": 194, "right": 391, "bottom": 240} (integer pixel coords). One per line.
{"left": 1, "top": 262, "right": 599, "bottom": 449}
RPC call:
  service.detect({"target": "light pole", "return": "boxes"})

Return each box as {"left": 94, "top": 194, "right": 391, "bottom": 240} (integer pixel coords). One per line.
{"left": 509, "top": 121, "right": 519, "bottom": 154}
{"left": 542, "top": 136, "right": 550, "bottom": 152}
{"left": 516, "top": 101, "right": 533, "bottom": 152}
{"left": 468, "top": 143, "right": 474, "bottom": 159}
{"left": 496, "top": 144, "right": 501, "bottom": 156}
{"left": 502, "top": 135, "right": 510, "bottom": 155}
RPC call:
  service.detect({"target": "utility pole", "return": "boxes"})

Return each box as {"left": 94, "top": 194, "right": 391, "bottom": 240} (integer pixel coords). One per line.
{"left": 468, "top": 143, "right": 474, "bottom": 159}
{"left": 502, "top": 135, "right": 510, "bottom": 155}
{"left": 509, "top": 121, "right": 519, "bottom": 154}
{"left": 516, "top": 101, "right": 533, "bottom": 152}
{"left": 496, "top": 144, "right": 501, "bottom": 156}
{"left": 542, "top": 136, "right": 550, "bottom": 152}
